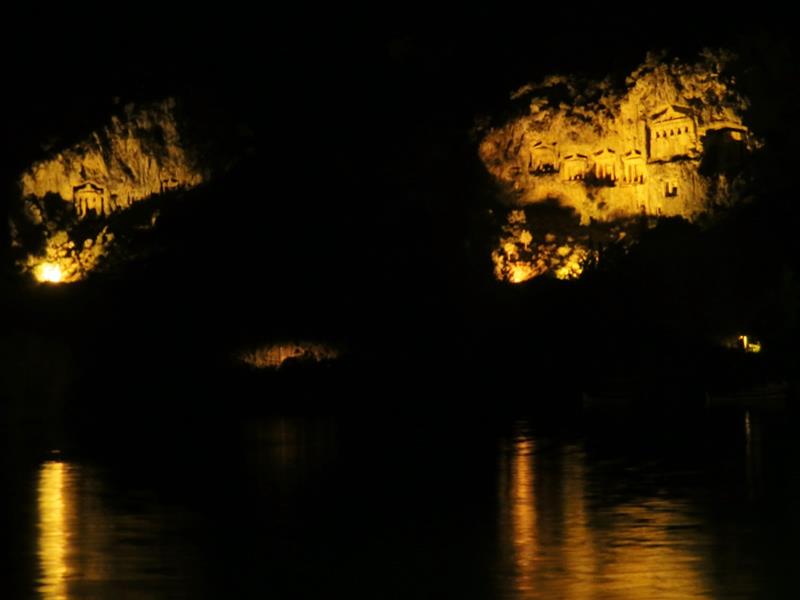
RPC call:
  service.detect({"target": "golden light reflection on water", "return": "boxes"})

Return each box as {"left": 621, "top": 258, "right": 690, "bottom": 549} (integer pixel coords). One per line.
{"left": 510, "top": 438, "right": 537, "bottom": 582}
{"left": 35, "top": 458, "right": 199, "bottom": 598}
{"left": 38, "top": 461, "right": 69, "bottom": 599}
{"left": 501, "top": 428, "right": 713, "bottom": 599}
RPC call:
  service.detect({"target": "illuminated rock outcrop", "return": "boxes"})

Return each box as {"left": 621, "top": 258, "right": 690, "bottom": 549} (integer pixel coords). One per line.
{"left": 15, "top": 98, "right": 204, "bottom": 282}
{"left": 26, "top": 228, "right": 115, "bottom": 284}
{"left": 239, "top": 342, "right": 341, "bottom": 369}
{"left": 492, "top": 210, "right": 600, "bottom": 283}
{"left": 21, "top": 98, "right": 202, "bottom": 216}
{"left": 479, "top": 50, "right": 757, "bottom": 225}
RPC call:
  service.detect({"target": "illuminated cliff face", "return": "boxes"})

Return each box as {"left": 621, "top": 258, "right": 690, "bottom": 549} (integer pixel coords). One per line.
{"left": 492, "top": 210, "right": 597, "bottom": 283}
{"left": 21, "top": 98, "right": 202, "bottom": 215}
{"left": 481, "top": 50, "right": 757, "bottom": 282}
{"left": 25, "top": 228, "right": 115, "bottom": 284}
{"left": 239, "top": 342, "right": 341, "bottom": 369}
{"left": 16, "top": 98, "right": 203, "bottom": 282}
{"left": 36, "top": 459, "right": 203, "bottom": 598}
{"left": 498, "top": 430, "right": 716, "bottom": 599}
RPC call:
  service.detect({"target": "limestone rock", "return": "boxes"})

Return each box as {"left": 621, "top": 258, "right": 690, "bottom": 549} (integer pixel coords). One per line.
{"left": 479, "top": 50, "right": 756, "bottom": 224}
{"left": 491, "top": 210, "right": 598, "bottom": 283}
{"left": 16, "top": 98, "right": 205, "bottom": 282}
{"left": 20, "top": 98, "right": 203, "bottom": 218}
{"left": 27, "top": 226, "right": 115, "bottom": 283}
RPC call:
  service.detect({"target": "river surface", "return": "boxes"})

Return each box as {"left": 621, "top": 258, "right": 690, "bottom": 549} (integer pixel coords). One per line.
{"left": 1, "top": 410, "right": 798, "bottom": 599}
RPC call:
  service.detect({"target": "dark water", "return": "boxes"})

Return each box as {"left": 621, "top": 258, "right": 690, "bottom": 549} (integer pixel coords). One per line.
{"left": 2, "top": 410, "right": 799, "bottom": 599}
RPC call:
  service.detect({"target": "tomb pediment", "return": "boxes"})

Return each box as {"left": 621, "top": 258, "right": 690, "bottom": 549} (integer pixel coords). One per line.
{"left": 623, "top": 149, "right": 644, "bottom": 161}
{"left": 73, "top": 181, "right": 108, "bottom": 218}
{"left": 529, "top": 142, "right": 558, "bottom": 174}
{"left": 73, "top": 181, "right": 103, "bottom": 196}
{"left": 650, "top": 105, "right": 693, "bottom": 123}
{"left": 562, "top": 154, "right": 589, "bottom": 181}
{"left": 531, "top": 142, "right": 555, "bottom": 156}
{"left": 593, "top": 148, "right": 616, "bottom": 159}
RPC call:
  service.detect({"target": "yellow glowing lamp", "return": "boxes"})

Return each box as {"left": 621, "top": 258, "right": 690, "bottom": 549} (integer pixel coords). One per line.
{"left": 36, "top": 263, "right": 64, "bottom": 283}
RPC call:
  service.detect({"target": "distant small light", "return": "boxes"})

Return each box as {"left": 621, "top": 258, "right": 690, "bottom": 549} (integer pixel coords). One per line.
{"left": 36, "top": 263, "right": 63, "bottom": 283}
{"left": 728, "top": 334, "right": 762, "bottom": 353}
{"left": 745, "top": 340, "right": 761, "bottom": 354}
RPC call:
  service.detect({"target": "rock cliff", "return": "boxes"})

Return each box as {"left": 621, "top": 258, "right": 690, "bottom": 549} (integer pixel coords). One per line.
{"left": 480, "top": 50, "right": 758, "bottom": 282}
{"left": 479, "top": 50, "right": 756, "bottom": 224}
{"left": 14, "top": 98, "right": 204, "bottom": 282}
{"left": 21, "top": 98, "right": 202, "bottom": 216}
